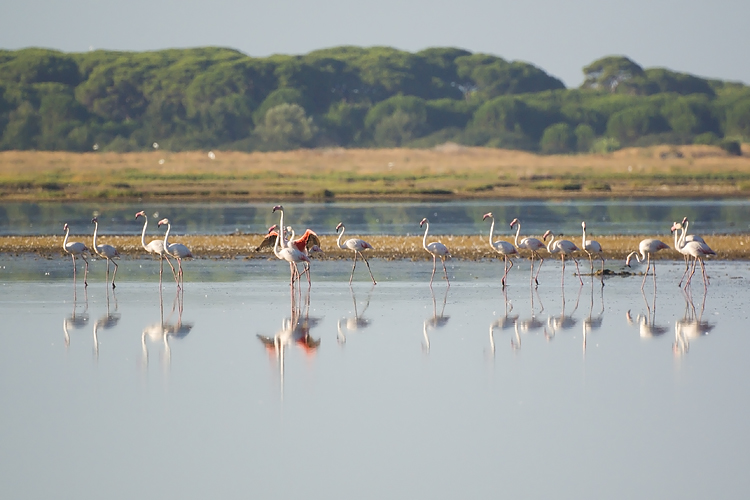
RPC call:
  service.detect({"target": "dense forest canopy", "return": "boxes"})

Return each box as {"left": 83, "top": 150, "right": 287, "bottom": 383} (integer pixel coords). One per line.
{"left": 0, "top": 47, "right": 748, "bottom": 154}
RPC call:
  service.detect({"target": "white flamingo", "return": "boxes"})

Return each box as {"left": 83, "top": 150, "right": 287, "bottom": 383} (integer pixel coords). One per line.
{"left": 671, "top": 221, "right": 715, "bottom": 288}
{"left": 91, "top": 217, "right": 119, "bottom": 288}
{"left": 625, "top": 238, "right": 670, "bottom": 289}
{"left": 543, "top": 230, "right": 583, "bottom": 286}
{"left": 272, "top": 205, "right": 310, "bottom": 286}
{"left": 483, "top": 212, "right": 518, "bottom": 288}
{"left": 510, "top": 218, "right": 545, "bottom": 286}
{"left": 420, "top": 218, "right": 450, "bottom": 286}
{"left": 136, "top": 211, "right": 176, "bottom": 284}
{"left": 63, "top": 223, "right": 89, "bottom": 286}
{"left": 158, "top": 218, "right": 192, "bottom": 288}
{"left": 678, "top": 216, "right": 706, "bottom": 284}
{"left": 581, "top": 221, "right": 605, "bottom": 281}
{"left": 336, "top": 222, "right": 376, "bottom": 285}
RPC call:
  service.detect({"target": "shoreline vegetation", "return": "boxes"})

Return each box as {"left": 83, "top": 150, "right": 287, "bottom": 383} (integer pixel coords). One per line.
{"left": 3, "top": 233, "right": 748, "bottom": 260}
{"left": 2, "top": 144, "right": 750, "bottom": 201}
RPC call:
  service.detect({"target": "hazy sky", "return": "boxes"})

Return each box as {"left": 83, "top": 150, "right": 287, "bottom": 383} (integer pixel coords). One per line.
{"left": 2, "top": 0, "right": 748, "bottom": 87}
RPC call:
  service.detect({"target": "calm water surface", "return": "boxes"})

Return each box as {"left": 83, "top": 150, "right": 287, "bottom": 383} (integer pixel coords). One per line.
{"left": 1, "top": 257, "right": 749, "bottom": 499}
{"left": 2, "top": 198, "right": 750, "bottom": 236}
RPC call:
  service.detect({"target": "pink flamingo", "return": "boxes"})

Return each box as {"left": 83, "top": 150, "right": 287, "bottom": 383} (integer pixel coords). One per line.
{"left": 63, "top": 223, "right": 89, "bottom": 286}
{"left": 625, "top": 238, "right": 670, "bottom": 289}
{"left": 336, "top": 222, "right": 376, "bottom": 285}
{"left": 272, "top": 205, "right": 310, "bottom": 286}
{"left": 158, "top": 218, "right": 192, "bottom": 288}
{"left": 677, "top": 216, "right": 706, "bottom": 285}
{"left": 543, "top": 230, "right": 583, "bottom": 286}
{"left": 581, "top": 221, "right": 605, "bottom": 281}
{"left": 136, "top": 211, "right": 176, "bottom": 284}
{"left": 420, "top": 218, "right": 450, "bottom": 286}
{"left": 671, "top": 221, "right": 715, "bottom": 288}
{"left": 483, "top": 212, "right": 517, "bottom": 287}
{"left": 510, "top": 218, "right": 545, "bottom": 286}
{"left": 91, "top": 217, "right": 119, "bottom": 288}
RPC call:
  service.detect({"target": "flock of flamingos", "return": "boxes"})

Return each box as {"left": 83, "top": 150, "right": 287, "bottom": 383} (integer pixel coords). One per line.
{"left": 61, "top": 204, "right": 717, "bottom": 290}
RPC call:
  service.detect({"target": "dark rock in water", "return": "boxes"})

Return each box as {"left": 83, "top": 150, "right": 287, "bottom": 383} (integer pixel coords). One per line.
{"left": 596, "top": 268, "right": 635, "bottom": 277}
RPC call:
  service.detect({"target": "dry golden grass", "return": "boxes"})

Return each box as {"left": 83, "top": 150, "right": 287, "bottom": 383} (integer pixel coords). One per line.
{"left": 2, "top": 144, "right": 750, "bottom": 200}
{"left": 6, "top": 233, "right": 748, "bottom": 260}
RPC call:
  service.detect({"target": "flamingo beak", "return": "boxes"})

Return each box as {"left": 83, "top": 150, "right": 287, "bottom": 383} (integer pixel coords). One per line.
{"left": 272, "top": 205, "right": 282, "bottom": 213}
{"left": 336, "top": 222, "right": 343, "bottom": 232}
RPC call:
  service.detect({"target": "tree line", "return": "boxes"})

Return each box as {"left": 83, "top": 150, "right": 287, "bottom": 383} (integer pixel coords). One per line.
{"left": 1, "top": 47, "right": 749, "bottom": 154}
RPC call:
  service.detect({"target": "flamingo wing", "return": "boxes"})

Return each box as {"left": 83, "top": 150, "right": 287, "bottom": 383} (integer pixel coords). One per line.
{"left": 256, "top": 232, "right": 278, "bottom": 251}
{"left": 427, "top": 241, "right": 449, "bottom": 256}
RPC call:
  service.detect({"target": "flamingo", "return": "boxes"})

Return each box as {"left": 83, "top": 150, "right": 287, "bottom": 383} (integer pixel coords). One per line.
{"left": 91, "top": 217, "right": 119, "bottom": 288}
{"left": 510, "top": 218, "right": 545, "bottom": 286}
{"left": 290, "top": 228, "right": 322, "bottom": 285}
{"left": 543, "top": 230, "right": 583, "bottom": 286}
{"left": 671, "top": 221, "right": 715, "bottom": 288}
{"left": 581, "top": 221, "right": 605, "bottom": 282}
{"left": 136, "top": 211, "right": 176, "bottom": 284}
{"left": 272, "top": 205, "right": 310, "bottom": 286}
{"left": 625, "top": 238, "right": 670, "bottom": 290}
{"left": 678, "top": 216, "right": 706, "bottom": 283}
{"left": 157, "top": 218, "right": 193, "bottom": 288}
{"left": 420, "top": 218, "right": 450, "bottom": 286}
{"left": 483, "top": 213, "right": 517, "bottom": 287}
{"left": 336, "top": 222, "right": 376, "bottom": 285}
{"left": 63, "top": 223, "right": 89, "bottom": 286}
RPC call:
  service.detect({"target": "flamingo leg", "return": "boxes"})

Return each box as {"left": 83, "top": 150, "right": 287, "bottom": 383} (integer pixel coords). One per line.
{"left": 501, "top": 257, "right": 508, "bottom": 287}
{"left": 110, "top": 259, "right": 118, "bottom": 288}
{"left": 360, "top": 252, "right": 377, "bottom": 285}
{"left": 164, "top": 255, "right": 177, "bottom": 280}
{"left": 686, "top": 258, "right": 698, "bottom": 287}
{"left": 533, "top": 252, "right": 544, "bottom": 286}
{"left": 699, "top": 258, "right": 709, "bottom": 288}
{"left": 573, "top": 259, "right": 583, "bottom": 285}
{"left": 81, "top": 254, "right": 89, "bottom": 286}
{"left": 72, "top": 254, "right": 77, "bottom": 282}
{"left": 599, "top": 255, "right": 605, "bottom": 286}
{"left": 641, "top": 254, "right": 650, "bottom": 290}
{"left": 586, "top": 250, "right": 594, "bottom": 275}
{"left": 441, "top": 257, "right": 449, "bottom": 286}
{"left": 350, "top": 251, "right": 358, "bottom": 285}
{"left": 678, "top": 256, "right": 690, "bottom": 287}
{"left": 560, "top": 254, "right": 566, "bottom": 287}
{"left": 430, "top": 255, "right": 437, "bottom": 286}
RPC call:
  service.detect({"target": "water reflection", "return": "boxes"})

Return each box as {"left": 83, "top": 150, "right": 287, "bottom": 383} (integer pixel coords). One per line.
{"left": 257, "top": 287, "right": 321, "bottom": 399}
{"left": 488, "top": 289, "right": 519, "bottom": 354}
{"left": 63, "top": 286, "right": 89, "bottom": 347}
{"left": 337, "top": 285, "right": 374, "bottom": 344}
{"left": 546, "top": 283, "right": 583, "bottom": 340}
{"left": 626, "top": 290, "right": 668, "bottom": 338}
{"left": 674, "top": 289, "right": 715, "bottom": 356}
{"left": 92, "top": 287, "right": 121, "bottom": 358}
{"left": 423, "top": 286, "right": 450, "bottom": 352}
{"left": 141, "top": 288, "right": 194, "bottom": 368}
{"left": 583, "top": 280, "right": 604, "bottom": 354}
{"left": 518, "top": 286, "right": 545, "bottom": 337}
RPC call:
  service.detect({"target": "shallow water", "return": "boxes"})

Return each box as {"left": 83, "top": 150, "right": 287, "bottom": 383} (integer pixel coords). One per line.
{"left": 2, "top": 198, "right": 750, "bottom": 237}
{"left": 1, "top": 258, "right": 749, "bottom": 499}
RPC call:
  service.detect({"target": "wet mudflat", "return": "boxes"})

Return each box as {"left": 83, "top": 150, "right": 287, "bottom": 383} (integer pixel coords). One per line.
{"left": 1, "top": 257, "right": 749, "bottom": 499}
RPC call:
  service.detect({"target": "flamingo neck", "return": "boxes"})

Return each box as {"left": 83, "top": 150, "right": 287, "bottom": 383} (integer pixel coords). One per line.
{"left": 546, "top": 233, "right": 556, "bottom": 253}
{"left": 140, "top": 217, "right": 149, "bottom": 250}
{"left": 627, "top": 250, "right": 643, "bottom": 264}
{"left": 277, "top": 209, "right": 287, "bottom": 247}
{"left": 163, "top": 223, "right": 172, "bottom": 249}
{"left": 63, "top": 227, "right": 70, "bottom": 250}
{"left": 582, "top": 225, "right": 587, "bottom": 248}
{"left": 513, "top": 222, "right": 521, "bottom": 247}
{"left": 337, "top": 225, "right": 346, "bottom": 249}
{"left": 674, "top": 226, "right": 685, "bottom": 251}
{"left": 422, "top": 221, "right": 430, "bottom": 251}
{"left": 273, "top": 220, "right": 283, "bottom": 259}
{"left": 487, "top": 216, "right": 495, "bottom": 246}
{"left": 92, "top": 221, "right": 99, "bottom": 250}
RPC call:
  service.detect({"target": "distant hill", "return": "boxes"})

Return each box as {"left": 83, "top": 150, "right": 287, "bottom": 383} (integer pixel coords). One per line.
{"left": 0, "top": 47, "right": 748, "bottom": 154}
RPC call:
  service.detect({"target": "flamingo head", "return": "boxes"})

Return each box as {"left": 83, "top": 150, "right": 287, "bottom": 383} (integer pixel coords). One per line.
{"left": 63, "top": 223, "right": 69, "bottom": 231}
{"left": 272, "top": 205, "right": 283, "bottom": 213}
{"left": 582, "top": 221, "right": 587, "bottom": 229}
{"left": 482, "top": 212, "right": 493, "bottom": 221}
{"left": 681, "top": 216, "right": 689, "bottom": 225}
{"left": 509, "top": 218, "right": 519, "bottom": 228}
{"left": 670, "top": 222, "right": 682, "bottom": 233}
{"left": 267, "top": 224, "right": 277, "bottom": 234}
{"left": 625, "top": 254, "right": 632, "bottom": 267}
{"left": 157, "top": 218, "right": 169, "bottom": 227}
{"left": 135, "top": 210, "right": 146, "bottom": 219}
{"left": 309, "top": 245, "right": 323, "bottom": 254}
{"left": 91, "top": 217, "right": 98, "bottom": 223}
{"left": 419, "top": 218, "right": 428, "bottom": 227}
{"left": 542, "top": 230, "right": 552, "bottom": 241}
{"left": 335, "top": 222, "right": 343, "bottom": 233}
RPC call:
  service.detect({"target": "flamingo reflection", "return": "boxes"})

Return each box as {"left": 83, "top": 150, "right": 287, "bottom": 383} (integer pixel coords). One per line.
{"left": 518, "top": 286, "right": 545, "bottom": 337}
{"left": 626, "top": 289, "right": 668, "bottom": 339}
{"left": 674, "top": 288, "right": 714, "bottom": 356}
{"left": 423, "top": 286, "right": 450, "bottom": 352}
{"left": 488, "top": 288, "right": 519, "bottom": 354}
{"left": 257, "top": 287, "right": 320, "bottom": 399}
{"left": 337, "top": 285, "right": 374, "bottom": 344}
{"left": 63, "top": 286, "right": 89, "bottom": 347}
{"left": 545, "top": 283, "right": 582, "bottom": 340}
{"left": 142, "top": 288, "right": 193, "bottom": 367}
{"left": 582, "top": 279, "right": 604, "bottom": 354}
{"left": 93, "top": 286, "right": 121, "bottom": 358}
